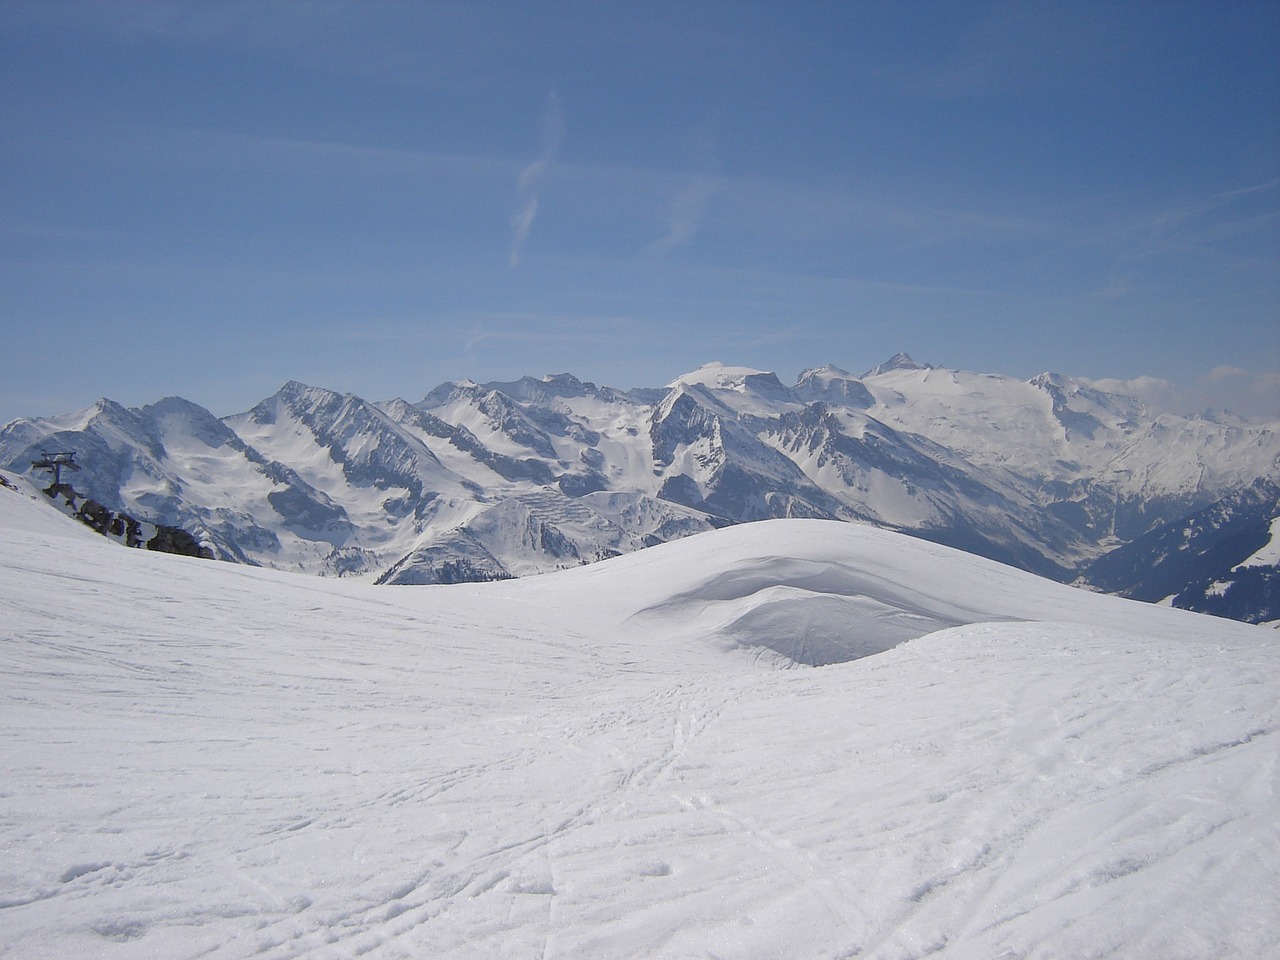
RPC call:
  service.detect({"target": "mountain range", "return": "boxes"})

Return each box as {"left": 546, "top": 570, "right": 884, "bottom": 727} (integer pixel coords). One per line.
{"left": 2, "top": 354, "right": 1277, "bottom": 621}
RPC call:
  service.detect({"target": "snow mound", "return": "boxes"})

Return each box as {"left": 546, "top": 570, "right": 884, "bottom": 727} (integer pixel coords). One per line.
{"left": 503, "top": 518, "right": 1246, "bottom": 667}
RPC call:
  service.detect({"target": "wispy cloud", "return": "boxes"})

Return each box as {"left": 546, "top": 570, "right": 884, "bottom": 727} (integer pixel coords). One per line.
{"left": 510, "top": 91, "right": 565, "bottom": 266}
{"left": 1086, "top": 374, "right": 1176, "bottom": 409}
{"left": 1087, "top": 177, "right": 1280, "bottom": 280}
{"left": 1198, "top": 366, "right": 1280, "bottom": 420}
{"left": 1088, "top": 367, "right": 1280, "bottom": 420}
{"left": 508, "top": 197, "right": 540, "bottom": 265}
{"left": 646, "top": 176, "right": 723, "bottom": 255}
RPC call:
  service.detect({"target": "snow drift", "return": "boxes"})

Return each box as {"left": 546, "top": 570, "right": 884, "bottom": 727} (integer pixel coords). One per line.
{"left": 1, "top": 471, "right": 1276, "bottom": 959}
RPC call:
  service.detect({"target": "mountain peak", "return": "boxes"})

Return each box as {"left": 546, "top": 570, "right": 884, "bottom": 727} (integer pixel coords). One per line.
{"left": 141, "top": 395, "right": 212, "bottom": 419}
{"left": 795, "top": 366, "right": 873, "bottom": 409}
{"left": 667, "top": 362, "right": 777, "bottom": 390}
{"left": 666, "top": 363, "right": 799, "bottom": 414}
{"left": 89, "top": 397, "right": 132, "bottom": 418}
{"left": 797, "top": 364, "right": 853, "bottom": 382}
{"left": 240, "top": 380, "right": 343, "bottom": 426}
{"left": 273, "top": 379, "right": 338, "bottom": 403}
{"left": 1029, "top": 371, "right": 1070, "bottom": 391}
{"left": 541, "top": 372, "right": 584, "bottom": 388}
{"left": 863, "top": 353, "right": 934, "bottom": 378}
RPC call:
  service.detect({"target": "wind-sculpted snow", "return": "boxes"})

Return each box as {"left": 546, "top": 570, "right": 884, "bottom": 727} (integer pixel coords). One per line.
{"left": 3, "top": 476, "right": 1276, "bottom": 959}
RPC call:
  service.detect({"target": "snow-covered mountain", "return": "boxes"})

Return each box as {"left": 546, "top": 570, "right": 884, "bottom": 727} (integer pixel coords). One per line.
{"left": 1082, "top": 477, "right": 1280, "bottom": 623}
{"left": 860, "top": 359, "right": 1277, "bottom": 541}
{"left": 2, "top": 470, "right": 1276, "bottom": 958}
{"left": 2, "top": 356, "right": 1276, "bottom": 619}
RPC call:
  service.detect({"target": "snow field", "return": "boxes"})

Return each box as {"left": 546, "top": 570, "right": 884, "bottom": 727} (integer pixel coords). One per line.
{"left": 1, "top": 477, "right": 1276, "bottom": 958}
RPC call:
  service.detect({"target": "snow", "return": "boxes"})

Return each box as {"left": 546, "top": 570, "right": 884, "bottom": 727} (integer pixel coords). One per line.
{"left": 862, "top": 364, "right": 1280, "bottom": 500}
{"left": 667, "top": 361, "right": 776, "bottom": 391}
{"left": 666, "top": 363, "right": 804, "bottom": 417}
{"left": 1241, "top": 515, "right": 1280, "bottom": 568}
{"left": 2, "top": 471, "right": 1277, "bottom": 959}
{"left": 6, "top": 360, "right": 1277, "bottom": 590}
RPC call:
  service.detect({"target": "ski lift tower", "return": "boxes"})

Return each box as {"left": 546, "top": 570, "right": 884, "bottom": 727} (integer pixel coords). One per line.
{"left": 31, "top": 450, "right": 80, "bottom": 492}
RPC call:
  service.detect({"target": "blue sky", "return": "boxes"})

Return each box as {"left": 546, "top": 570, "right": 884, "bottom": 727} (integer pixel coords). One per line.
{"left": 2, "top": 0, "right": 1277, "bottom": 423}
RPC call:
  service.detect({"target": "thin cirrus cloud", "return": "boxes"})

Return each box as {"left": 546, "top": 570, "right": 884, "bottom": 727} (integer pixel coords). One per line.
{"left": 646, "top": 175, "right": 724, "bottom": 255}
{"left": 510, "top": 92, "right": 565, "bottom": 267}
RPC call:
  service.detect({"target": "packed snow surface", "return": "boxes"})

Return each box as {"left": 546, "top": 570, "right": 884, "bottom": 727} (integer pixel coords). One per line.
{"left": 2, "top": 474, "right": 1277, "bottom": 959}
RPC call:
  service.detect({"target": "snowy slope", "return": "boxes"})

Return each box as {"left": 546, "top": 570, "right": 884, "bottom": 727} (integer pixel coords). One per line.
{"left": 1244, "top": 516, "right": 1280, "bottom": 568}
{"left": 1083, "top": 478, "right": 1280, "bottom": 604}
{"left": 861, "top": 358, "right": 1280, "bottom": 540}
{"left": 2, "top": 473, "right": 1276, "bottom": 959}
{"left": 1080, "top": 478, "right": 1280, "bottom": 625}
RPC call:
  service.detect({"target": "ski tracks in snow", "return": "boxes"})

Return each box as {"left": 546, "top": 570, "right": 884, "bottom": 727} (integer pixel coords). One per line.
{"left": 4, "top": 507, "right": 1279, "bottom": 960}
{"left": 157, "top": 671, "right": 772, "bottom": 960}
